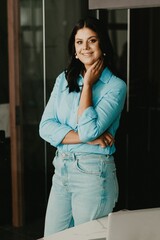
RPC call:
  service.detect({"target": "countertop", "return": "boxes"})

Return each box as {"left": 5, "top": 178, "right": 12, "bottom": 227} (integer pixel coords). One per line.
{"left": 38, "top": 216, "right": 108, "bottom": 240}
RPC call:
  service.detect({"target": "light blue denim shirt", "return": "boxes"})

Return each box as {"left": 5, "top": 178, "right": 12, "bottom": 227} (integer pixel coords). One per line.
{"left": 39, "top": 67, "right": 126, "bottom": 155}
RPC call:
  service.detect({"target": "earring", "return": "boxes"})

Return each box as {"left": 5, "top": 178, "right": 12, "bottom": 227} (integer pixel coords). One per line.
{"left": 75, "top": 53, "right": 78, "bottom": 59}
{"left": 103, "top": 53, "right": 106, "bottom": 57}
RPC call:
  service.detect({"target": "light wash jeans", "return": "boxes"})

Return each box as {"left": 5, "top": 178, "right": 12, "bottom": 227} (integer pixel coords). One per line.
{"left": 44, "top": 151, "right": 119, "bottom": 237}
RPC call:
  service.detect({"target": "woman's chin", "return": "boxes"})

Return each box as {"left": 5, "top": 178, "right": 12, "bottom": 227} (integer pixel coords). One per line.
{"left": 82, "top": 59, "right": 97, "bottom": 68}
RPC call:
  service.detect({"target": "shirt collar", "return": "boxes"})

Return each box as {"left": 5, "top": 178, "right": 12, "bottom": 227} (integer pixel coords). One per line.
{"left": 78, "top": 67, "right": 113, "bottom": 85}
{"left": 99, "top": 67, "right": 113, "bottom": 84}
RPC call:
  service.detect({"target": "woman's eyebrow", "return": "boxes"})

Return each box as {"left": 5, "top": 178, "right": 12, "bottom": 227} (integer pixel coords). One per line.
{"left": 75, "top": 36, "right": 98, "bottom": 40}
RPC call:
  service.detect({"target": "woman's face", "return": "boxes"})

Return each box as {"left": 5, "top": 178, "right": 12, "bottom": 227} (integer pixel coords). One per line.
{"left": 75, "top": 27, "right": 102, "bottom": 70}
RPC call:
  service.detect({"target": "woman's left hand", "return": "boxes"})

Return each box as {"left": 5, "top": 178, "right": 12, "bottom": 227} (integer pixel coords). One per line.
{"left": 88, "top": 131, "right": 115, "bottom": 148}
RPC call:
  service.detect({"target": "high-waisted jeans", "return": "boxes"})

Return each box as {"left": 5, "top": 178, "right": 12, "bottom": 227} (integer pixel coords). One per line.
{"left": 44, "top": 151, "right": 119, "bottom": 237}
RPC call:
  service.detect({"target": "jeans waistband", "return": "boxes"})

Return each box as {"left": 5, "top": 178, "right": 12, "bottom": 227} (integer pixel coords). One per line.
{"left": 56, "top": 150, "right": 113, "bottom": 161}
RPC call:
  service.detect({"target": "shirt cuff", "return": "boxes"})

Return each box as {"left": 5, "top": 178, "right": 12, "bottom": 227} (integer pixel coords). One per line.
{"left": 45, "top": 125, "right": 72, "bottom": 147}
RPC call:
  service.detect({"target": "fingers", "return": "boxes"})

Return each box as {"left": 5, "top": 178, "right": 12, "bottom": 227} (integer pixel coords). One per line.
{"left": 88, "top": 132, "right": 115, "bottom": 148}
{"left": 84, "top": 59, "right": 104, "bottom": 86}
{"left": 103, "top": 139, "right": 113, "bottom": 147}
{"left": 92, "top": 58, "right": 103, "bottom": 71}
{"left": 103, "top": 132, "right": 115, "bottom": 147}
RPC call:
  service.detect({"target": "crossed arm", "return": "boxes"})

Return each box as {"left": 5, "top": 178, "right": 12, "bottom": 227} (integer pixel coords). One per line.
{"left": 62, "top": 59, "right": 115, "bottom": 148}
{"left": 62, "top": 130, "right": 115, "bottom": 148}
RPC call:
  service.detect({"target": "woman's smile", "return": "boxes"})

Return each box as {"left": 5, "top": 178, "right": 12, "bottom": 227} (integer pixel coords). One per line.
{"left": 82, "top": 52, "right": 93, "bottom": 56}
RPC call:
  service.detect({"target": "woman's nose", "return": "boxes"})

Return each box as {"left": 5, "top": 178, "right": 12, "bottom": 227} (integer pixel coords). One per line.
{"left": 83, "top": 42, "right": 89, "bottom": 50}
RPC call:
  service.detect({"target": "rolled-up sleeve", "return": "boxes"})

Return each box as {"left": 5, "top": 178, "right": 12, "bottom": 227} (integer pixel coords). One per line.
{"left": 78, "top": 80, "right": 126, "bottom": 142}
{"left": 39, "top": 75, "right": 73, "bottom": 147}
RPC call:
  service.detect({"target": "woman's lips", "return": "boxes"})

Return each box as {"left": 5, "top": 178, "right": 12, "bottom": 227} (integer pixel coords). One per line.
{"left": 82, "top": 52, "right": 93, "bottom": 56}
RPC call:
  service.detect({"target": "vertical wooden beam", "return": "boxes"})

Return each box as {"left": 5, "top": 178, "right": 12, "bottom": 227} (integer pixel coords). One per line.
{"left": 7, "top": 0, "right": 23, "bottom": 227}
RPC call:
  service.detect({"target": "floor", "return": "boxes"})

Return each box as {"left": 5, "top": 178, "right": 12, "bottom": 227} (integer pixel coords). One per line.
{"left": 0, "top": 219, "right": 44, "bottom": 240}
{"left": 0, "top": 139, "right": 45, "bottom": 240}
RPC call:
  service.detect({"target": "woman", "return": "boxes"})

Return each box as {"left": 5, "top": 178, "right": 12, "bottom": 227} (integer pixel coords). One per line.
{"left": 39, "top": 16, "right": 126, "bottom": 237}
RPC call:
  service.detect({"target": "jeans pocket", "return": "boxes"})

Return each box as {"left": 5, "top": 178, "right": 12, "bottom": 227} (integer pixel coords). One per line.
{"left": 75, "top": 156, "right": 102, "bottom": 175}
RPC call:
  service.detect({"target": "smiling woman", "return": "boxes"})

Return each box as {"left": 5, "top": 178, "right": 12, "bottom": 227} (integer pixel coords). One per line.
{"left": 39, "top": 16, "right": 126, "bottom": 237}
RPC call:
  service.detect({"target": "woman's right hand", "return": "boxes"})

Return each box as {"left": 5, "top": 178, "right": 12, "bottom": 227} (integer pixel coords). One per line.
{"left": 88, "top": 131, "right": 115, "bottom": 148}
{"left": 83, "top": 58, "right": 104, "bottom": 86}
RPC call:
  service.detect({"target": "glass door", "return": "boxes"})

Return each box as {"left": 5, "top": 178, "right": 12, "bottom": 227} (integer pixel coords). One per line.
{"left": 103, "top": 9, "right": 128, "bottom": 210}
{"left": 20, "top": 1, "right": 45, "bottom": 226}
{"left": 19, "top": 0, "right": 89, "bottom": 238}
{"left": 127, "top": 7, "right": 160, "bottom": 209}
{"left": 99, "top": 7, "right": 160, "bottom": 211}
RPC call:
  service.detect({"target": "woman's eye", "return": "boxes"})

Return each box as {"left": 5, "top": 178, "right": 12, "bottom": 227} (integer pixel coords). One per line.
{"left": 76, "top": 41, "right": 82, "bottom": 45}
{"left": 89, "top": 39, "right": 97, "bottom": 43}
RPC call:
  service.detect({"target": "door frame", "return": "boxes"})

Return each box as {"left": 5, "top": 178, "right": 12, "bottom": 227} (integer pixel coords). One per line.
{"left": 7, "top": 0, "right": 23, "bottom": 227}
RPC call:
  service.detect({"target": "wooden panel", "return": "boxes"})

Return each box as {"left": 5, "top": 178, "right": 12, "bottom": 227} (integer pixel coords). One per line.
{"left": 7, "top": 0, "right": 23, "bottom": 227}
{"left": 89, "top": 0, "right": 160, "bottom": 10}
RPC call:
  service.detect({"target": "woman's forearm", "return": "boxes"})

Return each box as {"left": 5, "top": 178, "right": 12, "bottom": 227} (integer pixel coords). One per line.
{"left": 61, "top": 129, "right": 114, "bottom": 148}
{"left": 61, "top": 130, "right": 81, "bottom": 144}
{"left": 77, "top": 59, "right": 103, "bottom": 117}
{"left": 78, "top": 84, "right": 92, "bottom": 117}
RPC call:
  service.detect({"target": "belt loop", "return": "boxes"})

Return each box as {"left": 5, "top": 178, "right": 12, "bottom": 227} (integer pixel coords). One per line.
{"left": 72, "top": 153, "right": 76, "bottom": 161}
{"left": 55, "top": 150, "right": 59, "bottom": 157}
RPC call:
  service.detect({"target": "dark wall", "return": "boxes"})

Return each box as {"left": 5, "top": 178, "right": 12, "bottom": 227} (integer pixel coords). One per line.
{"left": 0, "top": 0, "right": 11, "bottom": 225}
{"left": 0, "top": 0, "right": 9, "bottom": 104}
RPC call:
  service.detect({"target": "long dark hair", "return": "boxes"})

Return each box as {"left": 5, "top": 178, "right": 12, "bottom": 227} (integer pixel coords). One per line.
{"left": 65, "top": 17, "right": 115, "bottom": 93}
